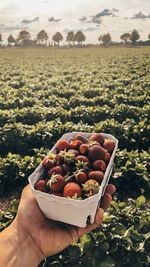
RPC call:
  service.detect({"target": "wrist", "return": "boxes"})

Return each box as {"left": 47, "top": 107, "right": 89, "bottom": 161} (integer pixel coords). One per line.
{"left": 0, "top": 218, "right": 44, "bottom": 267}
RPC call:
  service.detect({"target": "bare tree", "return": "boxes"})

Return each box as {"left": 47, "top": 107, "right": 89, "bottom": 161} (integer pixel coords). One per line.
{"left": 52, "top": 32, "right": 63, "bottom": 46}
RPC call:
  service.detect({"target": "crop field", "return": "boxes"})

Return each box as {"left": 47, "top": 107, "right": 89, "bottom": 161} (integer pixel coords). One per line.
{"left": 0, "top": 47, "right": 150, "bottom": 266}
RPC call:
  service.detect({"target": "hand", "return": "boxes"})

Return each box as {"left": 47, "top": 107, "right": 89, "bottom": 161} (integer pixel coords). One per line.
{"left": 15, "top": 184, "right": 115, "bottom": 258}
{"left": 0, "top": 184, "right": 115, "bottom": 267}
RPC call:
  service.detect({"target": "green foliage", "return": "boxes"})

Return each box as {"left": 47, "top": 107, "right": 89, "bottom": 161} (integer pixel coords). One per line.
{"left": 0, "top": 47, "right": 150, "bottom": 266}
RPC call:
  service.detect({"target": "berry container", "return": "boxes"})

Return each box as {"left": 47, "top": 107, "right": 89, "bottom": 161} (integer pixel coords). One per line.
{"left": 28, "top": 132, "right": 118, "bottom": 227}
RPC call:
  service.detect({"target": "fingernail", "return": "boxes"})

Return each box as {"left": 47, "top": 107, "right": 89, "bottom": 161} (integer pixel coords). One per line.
{"left": 99, "top": 208, "right": 104, "bottom": 216}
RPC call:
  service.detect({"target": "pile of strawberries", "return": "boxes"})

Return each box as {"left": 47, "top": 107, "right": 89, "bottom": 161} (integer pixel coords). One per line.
{"left": 34, "top": 133, "right": 115, "bottom": 200}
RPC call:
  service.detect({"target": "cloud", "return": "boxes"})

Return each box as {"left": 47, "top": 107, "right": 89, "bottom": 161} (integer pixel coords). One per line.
{"left": 0, "top": 24, "right": 29, "bottom": 31}
{"left": 78, "top": 16, "right": 88, "bottom": 22}
{"left": 78, "top": 8, "right": 119, "bottom": 25}
{"left": 131, "top": 12, "right": 150, "bottom": 19}
{"left": 21, "top": 17, "right": 39, "bottom": 24}
{"left": 48, "top": 17, "right": 61, "bottom": 22}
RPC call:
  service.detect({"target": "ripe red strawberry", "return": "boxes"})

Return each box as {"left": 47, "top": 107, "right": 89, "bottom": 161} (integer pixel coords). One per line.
{"left": 74, "top": 134, "right": 88, "bottom": 143}
{"left": 75, "top": 171, "right": 88, "bottom": 184}
{"left": 42, "top": 154, "right": 57, "bottom": 169}
{"left": 79, "top": 143, "right": 89, "bottom": 154}
{"left": 56, "top": 154, "right": 64, "bottom": 164}
{"left": 83, "top": 179, "right": 99, "bottom": 197}
{"left": 89, "top": 133, "right": 104, "bottom": 145}
{"left": 56, "top": 140, "right": 70, "bottom": 151}
{"left": 61, "top": 163, "right": 71, "bottom": 175}
{"left": 68, "top": 149, "right": 80, "bottom": 157}
{"left": 47, "top": 174, "right": 65, "bottom": 192}
{"left": 88, "top": 145, "right": 106, "bottom": 161}
{"left": 104, "top": 152, "right": 111, "bottom": 163}
{"left": 76, "top": 155, "right": 90, "bottom": 169}
{"left": 63, "top": 182, "right": 82, "bottom": 198}
{"left": 48, "top": 166, "right": 63, "bottom": 177}
{"left": 92, "top": 160, "right": 106, "bottom": 171}
{"left": 34, "top": 180, "right": 46, "bottom": 192}
{"left": 59, "top": 150, "right": 76, "bottom": 163}
{"left": 70, "top": 140, "right": 83, "bottom": 150}
{"left": 88, "top": 171, "right": 104, "bottom": 183}
{"left": 103, "top": 139, "right": 115, "bottom": 153}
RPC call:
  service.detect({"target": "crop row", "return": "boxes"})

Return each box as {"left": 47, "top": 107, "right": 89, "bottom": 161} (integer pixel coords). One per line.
{"left": 0, "top": 103, "right": 149, "bottom": 127}
{"left": 0, "top": 118, "right": 149, "bottom": 157}
{"left": 0, "top": 148, "right": 149, "bottom": 198}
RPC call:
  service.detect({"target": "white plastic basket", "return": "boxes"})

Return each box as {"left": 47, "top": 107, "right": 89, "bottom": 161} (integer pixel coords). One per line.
{"left": 29, "top": 132, "right": 118, "bottom": 227}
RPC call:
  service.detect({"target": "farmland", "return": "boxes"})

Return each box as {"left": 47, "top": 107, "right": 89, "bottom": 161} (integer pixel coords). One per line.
{"left": 0, "top": 46, "right": 150, "bottom": 266}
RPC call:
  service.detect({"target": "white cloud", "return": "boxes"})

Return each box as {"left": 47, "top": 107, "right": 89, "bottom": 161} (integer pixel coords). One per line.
{"left": 0, "top": 0, "right": 150, "bottom": 43}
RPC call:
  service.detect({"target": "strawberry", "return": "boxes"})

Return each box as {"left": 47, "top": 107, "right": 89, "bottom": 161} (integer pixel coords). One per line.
{"left": 48, "top": 166, "right": 63, "bottom": 177}
{"left": 75, "top": 171, "right": 88, "bottom": 184}
{"left": 47, "top": 174, "right": 65, "bottom": 192}
{"left": 83, "top": 179, "right": 99, "bottom": 197}
{"left": 56, "top": 140, "right": 70, "bottom": 151}
{"left": 59, "top": 150, "right": 76, "bottom": 163}
{"left": 61, "top": 163, "right": 71, "bottom": 175}
{"left": 89, "top": 133, "right": 104, "bottom": 145}
{"left": 104, "top": 152, "right": 111, "bottom": 163}
{"left": 74, "top": 134, "right": 88, "bottom": 143}
{"left": 88, "top": 145, "right": 106, "bottom": 161}
{"left": 42, "top": 153, "right": 57, "bottom": 169}
{"left": 68, "top": 149, "right": 80, "bottom": 157}
{"left": 70, "top": 140, "right": 83, "bottom": 150}
{"left": 34, "top": 180, "right": 46, "bottom": 192}
{"left": 92, "top": 160, "right": 106, "bottom": 171}
{"left": 63, "top": 182, "right": 82, "bottom": 198}
{"left": 56, "top": 154, "right": 64, "bottom": 164}
{"left": 79, "top": 143, "right": 89, "bottom": 154}
{"left": 76, "top": 155, "right": 90, "bottom": 164}
{"left": 103, "top": 139, "right": 115, "bottom": 153}
{"left": 88, "top": 141, "right": 101, "bottom": 147}
{"left": 88, "top": 171, "right": 104, "bottom": 183}
{"left": 76, "top": 155, "right": 90, "bottom": 169}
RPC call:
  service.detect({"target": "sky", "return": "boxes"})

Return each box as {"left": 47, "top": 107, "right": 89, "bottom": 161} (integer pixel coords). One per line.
{"left": 0, "top": 0, "right": 150, "bottom": 43}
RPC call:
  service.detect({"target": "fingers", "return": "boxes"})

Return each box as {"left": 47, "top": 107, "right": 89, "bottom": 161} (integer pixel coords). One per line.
{"left": 100, "top": 193, "right": 112, "bottom": 211}
{"left": 105, "top": 184, "right": 116, "bottom": 195}
{"left": 77, "top": 208, "right": 104, "bottom": 238}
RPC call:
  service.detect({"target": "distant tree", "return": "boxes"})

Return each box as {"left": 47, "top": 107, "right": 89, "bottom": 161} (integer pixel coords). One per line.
{"left": 120, "top": 33, "right": 131, "bottom": 44}
{"left": 148, "top": 33, "right": 150, "bottom": 39}
{"left": 0, "top": 33, "right": 2, "bottom": 46}
{"left": 66, "top": 31, "right": 74, "bottom": 46}
{"left": 17, "top": 30, "right": 31, "bottom": 46}
{"left": 8, "top": 34, "right": 15, "bottom": 46}
{"left": 102, "top": 33, "right": 111, "bottom": 46}
{"left": 130, "top": 30, "right": 140, "bottom": 45}
{"left": 74, "top": 31, "right": 86, "bottom": 45}
{"left": 37, "top": 30, "right": 48, "bottom": 46}
{"left": 98, "top": 34, "right": 103, "bottom": 44}
{"left": 52, "top": 32, "right": 63, "bottom": 46}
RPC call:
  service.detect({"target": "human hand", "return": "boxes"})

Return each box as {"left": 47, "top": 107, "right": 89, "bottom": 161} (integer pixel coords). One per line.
{"left": 15, "top": 184, "right": 115, "bottom": 258}
{"left": 0, "top": 184, "right": 115, "bottom": 267}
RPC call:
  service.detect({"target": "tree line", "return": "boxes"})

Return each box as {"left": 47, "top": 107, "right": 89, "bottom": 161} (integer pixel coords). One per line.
{"left": 0, "top": 29, "right": 150, "bottom": 47}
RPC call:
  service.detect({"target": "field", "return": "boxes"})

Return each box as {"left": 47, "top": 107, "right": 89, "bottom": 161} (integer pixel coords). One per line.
{"left": 0, "top": 46, "right": 150, "bottom": 267}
